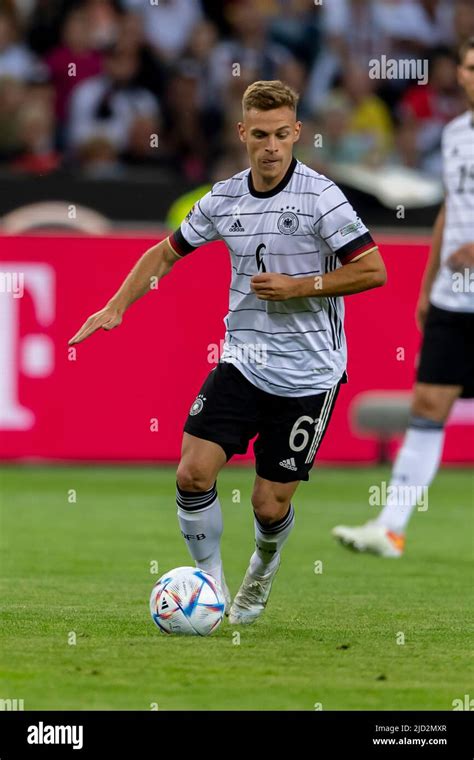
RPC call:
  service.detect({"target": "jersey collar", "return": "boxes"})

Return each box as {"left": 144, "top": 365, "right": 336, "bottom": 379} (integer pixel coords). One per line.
{"left": 248, "top": 157, "right": 297, "bottom": 198}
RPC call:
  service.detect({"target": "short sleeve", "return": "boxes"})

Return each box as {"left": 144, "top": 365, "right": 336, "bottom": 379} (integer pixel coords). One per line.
{"left": 313, "top": 184, "right": 377, "bottom": 264}
{"left": 168, "top": 192, "right": 220, "bottom": 257}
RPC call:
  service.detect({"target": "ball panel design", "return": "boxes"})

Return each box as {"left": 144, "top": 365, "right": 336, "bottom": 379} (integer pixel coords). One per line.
{"left": 150, "top": 566, "right": 225, "bottom": 636}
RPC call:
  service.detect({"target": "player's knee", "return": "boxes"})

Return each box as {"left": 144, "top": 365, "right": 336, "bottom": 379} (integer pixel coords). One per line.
{"left": 411, "top": 391, "right": 446, "bottom": 422}
{"left": 176, "top": 462, "right": 215, "bottom": 493}
{"left": 251, "top": 489, "right": 290, "bottom": 524}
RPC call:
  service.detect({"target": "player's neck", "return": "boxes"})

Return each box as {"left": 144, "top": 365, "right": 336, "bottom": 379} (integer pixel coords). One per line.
{"left": 249, "top": 156, "right": 296, "bottom": 196}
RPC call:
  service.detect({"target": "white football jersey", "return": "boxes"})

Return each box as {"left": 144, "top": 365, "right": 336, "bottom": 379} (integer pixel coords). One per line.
{"left": 430, "top": 111, "right": 474, "bottom": 313}
{"left": 169, "top": 158, "right": 377, "bottom": 397}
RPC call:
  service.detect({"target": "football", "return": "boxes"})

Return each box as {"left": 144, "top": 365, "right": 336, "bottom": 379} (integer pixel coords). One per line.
{"left": 150, "top": 566, "right": 226, "bottom": 636}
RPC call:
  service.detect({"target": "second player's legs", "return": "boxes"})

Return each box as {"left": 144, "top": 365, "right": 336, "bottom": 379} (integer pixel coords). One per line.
{"left": 375, "top": 382, "right": 461, "bottom": 534}
{"left": 333, "top": 381, "right": 463, "bottom": 556}
{"left": 411, "top": 382, "right": 462, "bottom": 423}
{"left": 333, "top": 301, "right": 472, "bottom": 555}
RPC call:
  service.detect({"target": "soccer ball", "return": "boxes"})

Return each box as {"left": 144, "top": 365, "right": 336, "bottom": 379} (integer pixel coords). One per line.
{"left": 150, "top": 566, "right": 225, "bottom": 636}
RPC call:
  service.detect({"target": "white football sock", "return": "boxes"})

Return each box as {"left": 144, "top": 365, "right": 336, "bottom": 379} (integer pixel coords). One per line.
{"left": 176, "top": 482, "right": 224, "bottom": 588}
{"left": 250, "top": 503, "right": 295, "bottom": 576}
{"left": 375, "top": 418, "right": 445, "bottom": 534}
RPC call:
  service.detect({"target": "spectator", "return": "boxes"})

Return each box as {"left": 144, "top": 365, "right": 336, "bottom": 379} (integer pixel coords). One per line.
{"left": 82, "top": 0, "right": 121, "bottom": 50}
{"left": 114, "top": 11, "right": 168, "bottom": 101}
{"left": 309, "top": 94, "right": 380, "bottom": 170}
{"left": 122, "top": 0, "right": 203, "bottom": 63}
{"left": 398, "top": 47, "right": 464, "bottom": 174}
{"left": 8, "top": 0, "right": 36, "bottom": 24}
{"left": 208, "top": 0, "right": 300, "bottom": 99}
{"left": 0, "top": 9, "right": 43, "bottom": 81}
{"left": 341, "top": 62, "right": 394, "bottom": 165}
{"left": 76, "top": 134, "right": 123, "bottom": 178}
{"left": 162, "top": 61, "right": 223, "bottom": 182}
{"left": 67, "top": 43, "right": 159, "bottom": 155}
{"left": 27, "top": 0, "right": 80, "bottom": 56}
{"left": 199, "top": 0, "right": 231, "bottom": 36}
{"left": 378, "top": 0, "right": 455, "bottom": 52}
{"left": 122, "top": 113, "right": 181, "bottom": 180}
{"left": 0, "top": 0, "right": 468, "bottom": 184}
{"left": 269, "top": 0, "right": 322, "bottom": 70}
{"left": 9, "top": 97, "right": 60, "bottom": 174}
{"left": 45, "top": 7, "right": 103, "bottom": 127}
{"left": 453, "top": 0, "right": 474, "bottom": 46}
{"left": 304, "top": 0, "right": 392, "bottom": 115}
{"left": 0, "top": 75, "right": 25, "bottom": 159}
{"left": 182, "top": 19, "right": 220, "bottom": 110}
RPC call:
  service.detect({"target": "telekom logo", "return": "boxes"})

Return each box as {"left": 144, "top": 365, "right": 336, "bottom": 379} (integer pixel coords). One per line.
{"left": 0, "top": 263, "right": 55, "bottom": 430}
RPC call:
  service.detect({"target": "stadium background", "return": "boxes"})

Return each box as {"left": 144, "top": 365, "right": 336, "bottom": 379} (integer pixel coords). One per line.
{"left": 1, "top": 0, "right": 473, "bottom": 463}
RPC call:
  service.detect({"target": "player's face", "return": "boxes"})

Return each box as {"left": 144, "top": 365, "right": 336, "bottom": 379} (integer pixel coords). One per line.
{"left": 458, "top": 50, "right": 474, "bottom": 107}
{"left": 238, "top": 107, "right": 302, "bottom": 186}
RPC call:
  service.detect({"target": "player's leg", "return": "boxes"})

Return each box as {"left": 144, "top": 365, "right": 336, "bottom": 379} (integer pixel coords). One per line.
{"left": 228, "top": 476, "right": 299, "bottom": 625}
{"left": 332, "top": 384, "right": 461, "bottom": 557}
{"left": 333, "top": 304, "right": 473, "bottom": 556}
{"left": 373, "top": 383, "right": 460, "bottom": 532}
{"left": 250, "top": 476, "right": 298, "bottom": 576}
{"left": 229, "top": 381, "right": 341, "bottom": 625}
{"left": 176, "top": 432, "right": 230, "bottom": 602}
{"left": 175, "top": 362, "right": 259, "bottom": 610}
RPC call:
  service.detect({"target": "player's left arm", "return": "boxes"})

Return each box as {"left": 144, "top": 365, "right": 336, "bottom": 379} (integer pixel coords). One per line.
{"left": 252, "top": 184, "right": 386, "bottom": 301}
{"left": 251, "top": 248, "right": 386, "bottom": 300}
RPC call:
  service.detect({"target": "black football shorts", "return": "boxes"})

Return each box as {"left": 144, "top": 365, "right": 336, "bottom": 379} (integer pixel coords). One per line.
{"left": 183, "top": 361, "right": 343, "bottom": 483}
{"left": 417, "top": 304, "right": 474, "bottom": 398}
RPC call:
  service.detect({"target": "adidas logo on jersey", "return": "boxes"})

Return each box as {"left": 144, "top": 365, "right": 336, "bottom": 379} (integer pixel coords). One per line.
{"left": 229, "top": 219, "right": 245, "bottom": 232}
{"left": 279, "top": 457, "right": 297, "bottom": 471}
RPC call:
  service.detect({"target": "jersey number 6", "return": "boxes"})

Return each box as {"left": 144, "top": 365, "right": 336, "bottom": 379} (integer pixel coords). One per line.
{"left": 289, "top": 415, "right": 320, "bottom": 452}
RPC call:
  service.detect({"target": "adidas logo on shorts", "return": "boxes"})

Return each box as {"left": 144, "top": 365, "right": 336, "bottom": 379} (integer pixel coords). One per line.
{"left": 279, "top": 457, "right": 297, "bottom": 471}
{"left": 229, "top": 219, "right": 245, "bottom": 232}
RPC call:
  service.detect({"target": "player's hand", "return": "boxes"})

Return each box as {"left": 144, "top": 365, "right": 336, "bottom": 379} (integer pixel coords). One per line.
{"left": 68, "top": 304, "right": 123, "bottom": 345}
{"left": 250, "top": 273, "right": 297, "bottom": 301}
{"left": 446, "top": 243, "right": 474, "bottom": 271}
{"left": 415, "top": 292, "right": 430, "bottom": 332}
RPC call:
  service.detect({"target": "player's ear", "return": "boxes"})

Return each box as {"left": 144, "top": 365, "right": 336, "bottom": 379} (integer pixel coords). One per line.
{"left": 293, "top": 121, "right": 302, "bottom": 143}
{"left": 237, "top": 122, "right": 246, "bottom": 143}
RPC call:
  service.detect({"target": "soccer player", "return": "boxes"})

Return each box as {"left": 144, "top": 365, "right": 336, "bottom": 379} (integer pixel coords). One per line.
{"left": 69, "top": 80, "right": 386, "bottom": 624}
{"left": 333, "top": 39, "right": 474, "bottom": 558}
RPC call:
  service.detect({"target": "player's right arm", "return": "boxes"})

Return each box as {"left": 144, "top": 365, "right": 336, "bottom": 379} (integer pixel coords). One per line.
{"left": 68, "top": 237, "right": 181, "bottom": 345}
{"left": 416, "top": 202, "right": 445, "bottom": 331}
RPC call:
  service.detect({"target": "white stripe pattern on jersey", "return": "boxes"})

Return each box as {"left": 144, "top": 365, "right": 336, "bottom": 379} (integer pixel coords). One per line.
{"left": 177, "top": 159, "right": 375, "bottom": 395}
{"left": 430, "top": 110, "right": 474, "bottom": 314}
{"left": 305, "top": 383, "right": 338, "bottom": 463}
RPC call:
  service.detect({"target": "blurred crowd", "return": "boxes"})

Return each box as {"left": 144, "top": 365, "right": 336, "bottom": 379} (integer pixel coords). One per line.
{"left": 0, "top": 0, "right": 472, "bottom": 182}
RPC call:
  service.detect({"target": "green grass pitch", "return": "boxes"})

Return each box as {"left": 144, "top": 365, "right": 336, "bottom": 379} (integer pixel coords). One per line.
{"left": 0, "top": 465, "right": 472, "bottom": 711}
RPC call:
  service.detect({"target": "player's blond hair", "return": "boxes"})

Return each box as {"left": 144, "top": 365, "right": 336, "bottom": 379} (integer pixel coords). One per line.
{"left": 459, "top": 36, "right": 474, "bottom": 64}
{"left": 242, "top": 80, "right": 299, "bottom": 114}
